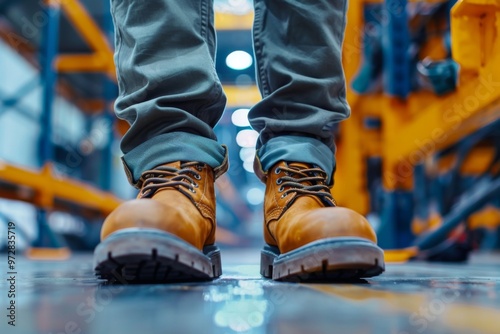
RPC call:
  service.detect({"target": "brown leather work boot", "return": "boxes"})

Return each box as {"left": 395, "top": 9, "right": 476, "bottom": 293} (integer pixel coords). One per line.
{"left": 258, "top": 161, "right": 385, "bottom": 281}
{"left": 93, "top": 161, "right": 223, "bottom": 283}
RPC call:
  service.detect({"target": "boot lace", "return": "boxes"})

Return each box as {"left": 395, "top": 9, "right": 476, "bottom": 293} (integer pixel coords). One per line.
{"left": 275, "top": 164, "right": 336, "bottom": 206}
{"left": 139, "top": 162, "right": 203, "bottom": 198}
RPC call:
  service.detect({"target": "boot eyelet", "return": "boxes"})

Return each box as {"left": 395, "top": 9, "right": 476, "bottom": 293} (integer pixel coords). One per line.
{"left": 194, "top": 174, "right": 202, "bottom": 180}
{"left": 280, "top": 193, "right": 288, "bottom": 199}
{"left": 276, "top": 178, "right": 283, "bottom": 185}
{"left": 192, "top": 182, "right": 199, "bottom": 188}
{"left": 278, "top": 186, "right": 284, "bottom": 192}
{"left": 189, "top": 188, "right": 197, "bottom": 193}
{"left": 274, "top": 167, "right": 281, "bottom": 174}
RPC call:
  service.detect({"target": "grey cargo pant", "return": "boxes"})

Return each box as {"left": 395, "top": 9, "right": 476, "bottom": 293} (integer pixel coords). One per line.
{"left": 111, "top": 0, "right": 350, "bottom": 185}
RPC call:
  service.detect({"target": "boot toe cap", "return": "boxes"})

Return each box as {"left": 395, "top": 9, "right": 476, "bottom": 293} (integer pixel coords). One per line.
{"left": 101, "top": 200, "right": 170, "bottom": 238}
{"left": 278, "top": 207, "right": 378, "bottom": 253}
{"left": 100, "top": 199, "right": 201, "bottom": 248}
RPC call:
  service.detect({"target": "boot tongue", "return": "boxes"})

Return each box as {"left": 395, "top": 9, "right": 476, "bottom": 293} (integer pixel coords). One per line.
{"left": 286, "top": 162, "right": 316, "bottom": 187}
{"left": 284, "top": 162, "right": 335, "bottom": 207}
{"left": 150, "top": 161, "right": 186, "bottom": 182}
{"left": 285, "top": 162, "right": 330, "bottom": 192}
{"left": 287, "top": 162, "right": 313, "bottom": 170}
{"left": 160, "top": 161, "right": 181, "bottom": 169}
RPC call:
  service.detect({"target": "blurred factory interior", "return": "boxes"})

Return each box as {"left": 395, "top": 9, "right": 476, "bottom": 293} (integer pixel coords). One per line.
{"left": 0, "top": 0, "right": 499, "bottom": 333}
{"left": 1, "top": 0, "right": 499, "bottom": 262}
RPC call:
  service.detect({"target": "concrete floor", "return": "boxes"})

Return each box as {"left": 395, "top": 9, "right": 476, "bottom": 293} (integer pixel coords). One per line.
{"left": 1, "top": 250, "right": 500, "bottom": 334}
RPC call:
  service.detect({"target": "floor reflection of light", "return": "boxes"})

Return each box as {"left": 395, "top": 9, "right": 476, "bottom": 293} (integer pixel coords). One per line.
{"left": 206, "top": 281, "right": 268, "bottom": 332}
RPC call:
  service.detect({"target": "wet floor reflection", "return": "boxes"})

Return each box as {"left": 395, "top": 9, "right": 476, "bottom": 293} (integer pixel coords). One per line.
{"left": 1, "top": 253, "right": 499, "bottom": 334}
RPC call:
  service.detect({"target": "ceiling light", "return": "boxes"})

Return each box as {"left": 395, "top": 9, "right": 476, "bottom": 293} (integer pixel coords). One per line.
{"left": 226, "top": 50, "right": 253, "bottom": 70}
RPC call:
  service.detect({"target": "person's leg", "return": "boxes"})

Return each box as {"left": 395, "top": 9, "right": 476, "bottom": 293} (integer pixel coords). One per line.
{"left": 113, "top": 0, "right": 227, "bottom": 185}
{"left": 251, "top": 0, "right": 385, "bottom": 281}
{"left": 94, "top": 0, "right": 227, "bottom": 283}
{"left": 251, "top": 0, "right": 349, "bottom": 183}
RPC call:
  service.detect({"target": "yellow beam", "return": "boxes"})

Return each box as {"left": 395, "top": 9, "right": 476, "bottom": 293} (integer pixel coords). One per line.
{"left": 437, "top": 146, "right": 497, "bottom": 174}
{"left": 452, "top": 0, "right": 500, "bottom": 16}
{"left": 215, "top": 12, "right": 253, "bottom": 30}
{"left": 468, "top": 206, "right": 500, "bottom": 230}
{"left": 49, "top": 0, "right": 115, "bottom": 79}
{"left": 334, "top": 112, "right": 370, "bottom": 214}
{"left": 382, "top": 93, "right": 500, "bottom": 189}
{"left": 78, "top": 99, "right": 108, "bottom": 113}
{"left": 57, "top": 0, "right": 112, "bottom": 55}
{"left": 363, "top": 0, "right": 446, "bottom": 3}
{"left": 388, "top": 89, "right": 499, "bottom": 163}
{"left": 223, "top": 85, "right": 261, "bottom": 106}
{"left": 333, "top": 0, "right": 371, "bottom": 213}
{"left": 56, "top": 53, "right": 109, "bottom": 72}
{"left": 451, "top": 0, "right": 499, "bottom": 72}
{"left": 0, "top": 161, "right": 121, "bottom": 215}
{"left": 25, "top": 247, "right": 71, "bottom": 260}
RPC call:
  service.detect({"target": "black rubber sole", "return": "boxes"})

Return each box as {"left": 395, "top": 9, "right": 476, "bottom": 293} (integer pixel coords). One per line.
{"left": 94, "top": 229, "right": 222, "bottom": 284}
{"left": 261, "top": 237, "right": 385, "bottom": 282}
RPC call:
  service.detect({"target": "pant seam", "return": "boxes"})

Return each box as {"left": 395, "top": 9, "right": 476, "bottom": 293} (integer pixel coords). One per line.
{"left": 200, "top": 0, "right": 208, "bottom": 40}
{"left": 253, "top": 3, "right": 270, "bottom": 97}
{"left": 337, "top": 0, "right": 350, "bottom": 110}
{"left": 111, "top": 0, "right": 126, "bottom": 94}
{"left": 201, "top": 0, "right": 222, "bottom": 105}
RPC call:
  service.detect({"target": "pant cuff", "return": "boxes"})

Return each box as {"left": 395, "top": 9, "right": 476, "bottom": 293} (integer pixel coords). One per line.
{"left": 121, "top": 132, "right": 228, "bottom": 188}
{"left": 254, "top": 135, "right": 336, "bottom": 185}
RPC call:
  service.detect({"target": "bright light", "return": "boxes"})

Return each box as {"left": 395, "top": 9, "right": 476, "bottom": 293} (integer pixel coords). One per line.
{"left": 231, "top": 108, "right": 250, "bottom": 127}
{"left": 243, "top": 161, "right": 254, "bottom": 173}
{"left": 226, "top": 50, "right": 253, "bottom": 70}
{"left": 236, "top": 129, "right": 258, "bottom": 148}
{"left": 239, "top": 147, "right": 255, "bottom": 163}
{"left": 246, "top": 187, "right": 264, "bottom": 205}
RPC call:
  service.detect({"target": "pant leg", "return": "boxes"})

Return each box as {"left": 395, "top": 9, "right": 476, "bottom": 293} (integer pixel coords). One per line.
{"left": 250, "top": 0, "right": 350, "bottom": 185}
{"left": 111, "top": 0, "right": 227, "bottom": 186}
